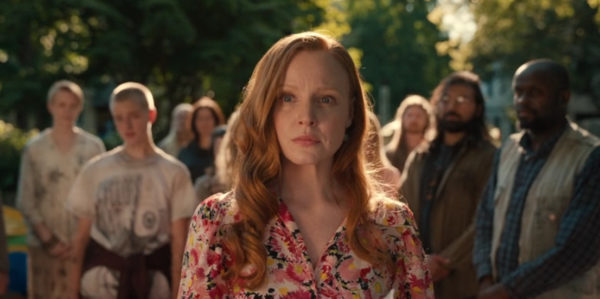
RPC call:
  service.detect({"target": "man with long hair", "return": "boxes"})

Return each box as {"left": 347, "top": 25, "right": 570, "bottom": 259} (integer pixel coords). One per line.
{"left": 399, "top": 71, "right": 496, "bottom": 298}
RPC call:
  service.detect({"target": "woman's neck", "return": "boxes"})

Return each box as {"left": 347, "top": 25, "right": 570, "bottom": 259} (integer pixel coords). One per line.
{"left": 279, "top": 160, "right": 339, "bottom": 209}
{"left": 198, "top": 135, "right": 212, "bottom": 149}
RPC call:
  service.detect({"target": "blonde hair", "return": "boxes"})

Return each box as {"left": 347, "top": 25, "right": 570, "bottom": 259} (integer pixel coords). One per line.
{"left": 215, "top": 110, "right": 240, "bottom": 188}
{"left": 109, "top": 82, "right": 156, "bottom": 112}
{"left": 47, "top": 80, "right": 84, "bottom": 105}
{"left": 226, "top": 31, "right": 390, "bottom": 288}
{"left": 385, "top": 94, "right": 435, "bottom": 152}
{"left": 365, "top": 111, "right": 398, "bottom": 195}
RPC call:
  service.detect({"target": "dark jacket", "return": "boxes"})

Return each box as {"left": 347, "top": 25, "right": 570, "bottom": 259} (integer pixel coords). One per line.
{"left": 399, "top": 137, "right": 496, "bottom": 299}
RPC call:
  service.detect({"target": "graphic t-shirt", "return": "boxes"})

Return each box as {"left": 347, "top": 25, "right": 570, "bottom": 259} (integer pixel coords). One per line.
{"left": 67, "top": 146, "right": 198, "bottom": 298}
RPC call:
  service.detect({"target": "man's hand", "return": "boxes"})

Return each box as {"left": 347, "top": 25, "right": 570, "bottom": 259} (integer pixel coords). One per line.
{"left": 478, "top": 275, "right": 493, "bottom": 292}
{"left": 428, "top": 254, "right": 451, "bottom": 282}
{"left": 48, "top": 241, "right": 72, "bottom": 260}
{"left": 478, "top": 282, "right": 510, "bottom": 299}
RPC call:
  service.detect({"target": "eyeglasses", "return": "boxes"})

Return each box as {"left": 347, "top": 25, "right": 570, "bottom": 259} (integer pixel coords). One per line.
{"left": 438, "top": 95, "right": 474, "bottom": 106}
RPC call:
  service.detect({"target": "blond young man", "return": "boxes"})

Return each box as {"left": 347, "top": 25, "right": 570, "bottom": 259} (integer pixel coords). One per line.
{"left": 16, "top": 80, "right": 106, "bottom": 299}
{"left": 67, "top": 82, "right": 197, "bottom": 299}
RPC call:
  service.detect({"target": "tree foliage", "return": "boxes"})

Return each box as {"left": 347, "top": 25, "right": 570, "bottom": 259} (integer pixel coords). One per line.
{"left": 0, "top": 0, "right": 324, "bottom": 131}
{"left": 0, "top": 120, "right": 38, "bottom": 193}
{"left": 342, "top": 0, "right": 451, "bottom": 113}
{"left": 462, "top": 0, "right": 600, "bottom": 102}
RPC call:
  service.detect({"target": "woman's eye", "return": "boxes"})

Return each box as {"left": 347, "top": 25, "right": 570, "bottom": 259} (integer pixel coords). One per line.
{"left": 281, "top": 95, "right": 293, "bottom": 103}
{"left": 320, "top": 96, "right": 333, "bottom": 104}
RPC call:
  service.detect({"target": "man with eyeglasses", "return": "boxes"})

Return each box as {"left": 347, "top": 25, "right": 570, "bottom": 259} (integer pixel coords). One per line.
{"left": 399, "top": 71, "right": 496, "bottom": 299}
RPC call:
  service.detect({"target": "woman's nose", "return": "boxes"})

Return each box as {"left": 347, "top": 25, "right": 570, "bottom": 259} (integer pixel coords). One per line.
{"left": 297, "top": 102, "right": 316, "bottom": 126}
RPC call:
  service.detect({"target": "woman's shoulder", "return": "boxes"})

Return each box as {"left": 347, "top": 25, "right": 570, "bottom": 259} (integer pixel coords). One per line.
{"left": 368, "top": 196, "right": 417, "bottom": 229}
{"left": 193, "top": 191, "right": 239, "bottom": 225}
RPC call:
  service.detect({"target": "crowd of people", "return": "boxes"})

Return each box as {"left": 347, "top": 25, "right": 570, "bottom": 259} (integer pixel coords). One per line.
{"left": 2, "top": 31, "right": 598, "bottom": 298}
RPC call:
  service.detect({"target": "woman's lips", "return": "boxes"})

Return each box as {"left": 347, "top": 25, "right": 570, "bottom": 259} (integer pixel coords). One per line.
{"left": 292, "top": 135, "right": 319, "bottom": 146}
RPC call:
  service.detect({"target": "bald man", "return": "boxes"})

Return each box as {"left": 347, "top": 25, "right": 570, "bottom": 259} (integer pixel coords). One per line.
{"left": 473, "top": 59, "right": 600, "bottom": 298}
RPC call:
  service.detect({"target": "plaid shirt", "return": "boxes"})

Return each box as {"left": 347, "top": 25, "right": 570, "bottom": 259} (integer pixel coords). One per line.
{"left": 474, "top": 127, "right": 600, "bottom": 298}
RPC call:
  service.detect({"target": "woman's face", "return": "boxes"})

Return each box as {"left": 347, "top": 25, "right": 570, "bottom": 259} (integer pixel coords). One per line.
{"left": 273, "top": 50, "right": 353, "bottom": 168}
{"left": 194, "top": 108, "right": 216, "bottom": 139}
{"left": 402, "top": 106, "right": 428, "bottom": 134}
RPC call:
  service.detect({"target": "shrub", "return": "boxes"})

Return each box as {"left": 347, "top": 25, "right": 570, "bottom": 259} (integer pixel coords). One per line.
{"left": 0, "top": 120, "right": 38, "bottom": 193}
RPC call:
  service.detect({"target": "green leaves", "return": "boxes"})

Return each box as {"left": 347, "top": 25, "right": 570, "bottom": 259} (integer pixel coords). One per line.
{"left": 466, "top": 0, "right": 600, "bottom": 95}
{"left": 343, "top": 0, "right": 451, "bottom": 117}
{"left": 0, "top": 0, "right": 324, "bottom": 131}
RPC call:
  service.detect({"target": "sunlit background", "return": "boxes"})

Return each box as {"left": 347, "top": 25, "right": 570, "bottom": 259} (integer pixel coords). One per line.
{"left": 1, "top": 0, "right": 600, "bottom": 199}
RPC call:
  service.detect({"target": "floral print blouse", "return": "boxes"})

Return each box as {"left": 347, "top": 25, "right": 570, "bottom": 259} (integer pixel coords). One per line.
{"left": 179, "top": 192, "right": 433, "bottom": 298}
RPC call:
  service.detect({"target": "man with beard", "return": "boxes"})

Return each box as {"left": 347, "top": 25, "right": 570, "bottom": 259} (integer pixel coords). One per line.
{"left": 399, "top": 71, "right": 496, "bottom": 298}
{"left": 474, "top": 59, "right": 600, "bottom": 298}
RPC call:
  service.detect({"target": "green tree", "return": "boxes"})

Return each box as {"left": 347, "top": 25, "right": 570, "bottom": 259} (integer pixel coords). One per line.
{"left": 0, "top": 0, "right": 324, "bottom": 132}
{"left": 458, "top": 0, "right": 600, "bottom": 103}
{"left": 0, "top": 120, "right": 38, "bottom": 196}
{"left": 343, "top": 0, "right": 451, "bottom": 117}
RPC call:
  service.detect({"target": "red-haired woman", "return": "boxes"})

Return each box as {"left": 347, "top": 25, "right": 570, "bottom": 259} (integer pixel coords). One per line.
{"left": 178, "top": 32, "right": 433, "bottom": 298}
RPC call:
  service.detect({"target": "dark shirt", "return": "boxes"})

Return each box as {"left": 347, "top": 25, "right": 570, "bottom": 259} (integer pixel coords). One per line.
{"left": 474, "top": 128, "right": 600, "bottom": 297}
{"left": 494, "top": 127, "right": 565, "bottom": 279}
{"left": 418, "top": 141, "right": 461, "bottom": 253}
{"left": 177, "top": 141, "right": 213, "bottom": 183}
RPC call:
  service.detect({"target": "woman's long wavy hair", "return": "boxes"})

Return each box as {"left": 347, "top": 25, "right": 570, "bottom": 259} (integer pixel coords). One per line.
{"left": 224, "top": 32, "right": 390, "bottom": 288}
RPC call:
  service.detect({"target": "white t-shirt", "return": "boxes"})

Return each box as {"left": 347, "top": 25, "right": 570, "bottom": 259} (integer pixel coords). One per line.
{"left": 67, "top": 146, "right": 197, "bottom": 257}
